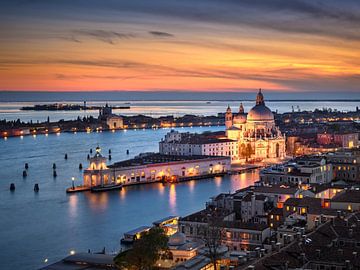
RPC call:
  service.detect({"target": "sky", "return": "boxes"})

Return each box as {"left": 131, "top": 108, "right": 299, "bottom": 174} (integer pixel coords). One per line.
{"left": 0, "top": 0, "right": 360, "bottom": 93}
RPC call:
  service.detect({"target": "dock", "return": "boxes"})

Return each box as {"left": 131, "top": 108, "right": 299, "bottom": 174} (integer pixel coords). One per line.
{"left": 66, "top": 185, "right": 90, "bottom": 193}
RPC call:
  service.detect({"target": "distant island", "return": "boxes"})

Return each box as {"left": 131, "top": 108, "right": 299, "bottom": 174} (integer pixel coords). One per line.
{"left": 21, "top": 103, "right": 130, "bottom": 111}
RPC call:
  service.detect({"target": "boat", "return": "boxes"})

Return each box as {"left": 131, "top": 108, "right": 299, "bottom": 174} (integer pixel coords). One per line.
{"left": 121, "top": 226, "right": 151, "bottom": 244}
{"left": 91, "top": 183, "right": 123, "bottom": 192}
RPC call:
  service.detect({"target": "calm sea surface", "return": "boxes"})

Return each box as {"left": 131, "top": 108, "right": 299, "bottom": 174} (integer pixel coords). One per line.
{"left": 0, "top": 126, "right": 259, "bottom": 270}
{"left": 0, "top": 100, "right": 359, "bottom": 122}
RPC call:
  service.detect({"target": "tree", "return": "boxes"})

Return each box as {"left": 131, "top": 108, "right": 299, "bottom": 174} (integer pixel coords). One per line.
{"left": 199, "top": 210, "right": 223, "bottom": 270}
{"left": 115, "top": 227, "right": 169, "bottom": 270}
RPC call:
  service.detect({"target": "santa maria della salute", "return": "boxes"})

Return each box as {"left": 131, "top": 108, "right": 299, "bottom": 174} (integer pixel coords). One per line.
{"left": 225, "top": 89, "right": 286, "bottom": 162}
{"left": 160, "top": 89, "right": 286, "bottom": 163}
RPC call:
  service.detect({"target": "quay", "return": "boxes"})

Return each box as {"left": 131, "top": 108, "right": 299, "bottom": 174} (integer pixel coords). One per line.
{"left": 66, "top": 186, "right": 90, "bottom": 193}
{"left": 76, "top": 146, "right": 231, "bottom": 193}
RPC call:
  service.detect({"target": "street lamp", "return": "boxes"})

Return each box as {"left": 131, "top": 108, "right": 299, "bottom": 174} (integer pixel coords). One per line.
{"left": 72, "top": 177, "right": 75, "bottom": 190}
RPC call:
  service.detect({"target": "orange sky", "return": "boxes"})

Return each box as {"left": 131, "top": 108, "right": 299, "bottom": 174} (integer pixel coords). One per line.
{"left": 1, "top": 0, "right": 359, "bottom": 92}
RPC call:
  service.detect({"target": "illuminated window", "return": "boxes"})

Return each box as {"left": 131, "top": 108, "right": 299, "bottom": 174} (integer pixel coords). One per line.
{"left": 348, "top": 204, "right": 352, "bottom": 211}
{"left": 270, "top": 215, "right": 274, "bottom": 219}
{"left": 270, "top": 223, "right": 273, "bottom": 228}
{"left": 293, "top": 207, "right": 296, "bottom": 211}
{"left": 286, "top": 206, "right": 290, "bottom": 211}
{"left": 276, "top": 215, "right": 280, "bottom": 221}
{"left": 301, "top": 208, "right": 306, "bottom": 214}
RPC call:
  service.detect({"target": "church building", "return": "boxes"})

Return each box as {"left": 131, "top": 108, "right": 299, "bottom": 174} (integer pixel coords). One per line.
{"left": 225, "top": 89, "right": 286, "bottom": 162}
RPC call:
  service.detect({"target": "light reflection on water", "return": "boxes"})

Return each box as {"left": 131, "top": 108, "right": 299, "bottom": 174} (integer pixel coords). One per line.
{"left": 0, "top": 126, "right": 258, "bottom": 270}
{"left": 169, "top": 184, "right": 177, "bottom": 215}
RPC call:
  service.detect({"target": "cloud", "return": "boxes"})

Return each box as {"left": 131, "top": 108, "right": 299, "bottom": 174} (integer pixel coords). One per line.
{"left": 71, "top": 29, "right": 136, "bottom": 44}
{"left": 54, "top": 73, "right": 138, "bottom": 81}
{"left": 149, "top": 31, "right": 174, "bottom": 38}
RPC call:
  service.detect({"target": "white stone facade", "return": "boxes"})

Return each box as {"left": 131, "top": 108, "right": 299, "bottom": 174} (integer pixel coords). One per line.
{"left": 225, "top": 89, "right": 286, "bottom": 162}
{"left": 83, "top": 153, "right": 231, "bottom": 187}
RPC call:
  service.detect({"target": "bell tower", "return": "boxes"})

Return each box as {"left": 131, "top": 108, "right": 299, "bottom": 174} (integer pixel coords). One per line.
{"left": 225, "top": 105, "right": 233, "bottom": 129}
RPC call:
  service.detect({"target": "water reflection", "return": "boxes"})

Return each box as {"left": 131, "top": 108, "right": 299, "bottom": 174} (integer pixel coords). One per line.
{"left": 214, "top": 176, "right": 222, "bottom": 187}
{"left": 158, "top": 183, "right": 165, "bottom": 195}
{"left": 68, "top": 194, "right": 78, "bottom": 218}
{"left": 85, "top": 192, "right": 109, "bottom": 212}
{"left": 188, "top": 180, "right": 195, "bottom": 193}
{"left": 169, "top": 184, "right": 177, "bottom": 214}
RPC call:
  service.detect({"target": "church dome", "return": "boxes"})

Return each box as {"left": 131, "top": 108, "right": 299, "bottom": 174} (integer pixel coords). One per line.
{"left": 247, "top": 89, "right": 274, "bottom": 122}
{"left": 233, "top": 113, "right": 247, "bottom": 124}
{"left": 168, "top": 232, "right": 186, "bottom": 246}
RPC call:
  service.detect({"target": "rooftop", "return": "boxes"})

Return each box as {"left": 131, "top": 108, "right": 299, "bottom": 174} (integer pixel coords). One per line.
{"left": 332, "top": 190, "right": 360, "bottom": 203}
{"left": 252, "top": 185, "right": 299, "bottom": 195}
{"left": 253, "top": 212, "right": 360, "bottom": 269}
{"left": 39, "top": 253, "right": 116, "bottom": 270}
{"left": 108, "top": 153, "right": 229, "bottom": 169}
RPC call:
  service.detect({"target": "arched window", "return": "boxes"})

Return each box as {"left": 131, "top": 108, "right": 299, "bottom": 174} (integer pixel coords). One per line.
{"left": 276, "top": 143, "right": 280, "bottom": 158}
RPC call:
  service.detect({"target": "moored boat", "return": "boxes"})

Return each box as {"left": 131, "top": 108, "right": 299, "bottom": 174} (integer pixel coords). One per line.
{"left": 90, "top": 183, "right": 122, "bottom": 192}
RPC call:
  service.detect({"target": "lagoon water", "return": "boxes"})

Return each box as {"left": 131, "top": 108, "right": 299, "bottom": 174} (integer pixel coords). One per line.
{"left": 1, "top": 100, "right": 359, "bottom": 122}
{"left": 0, "top": 126, "right": 259, "bottom": 270}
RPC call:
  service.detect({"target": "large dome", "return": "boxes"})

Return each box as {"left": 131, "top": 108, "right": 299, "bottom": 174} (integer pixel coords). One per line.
{"left": 247, "top": 89, "right": 274, "bottom": 122}
{"left": 247, "top": 104, "right": 274, "bottom": 122}
{"left": 168, "top": 232, "right": 186, "bottom": 246}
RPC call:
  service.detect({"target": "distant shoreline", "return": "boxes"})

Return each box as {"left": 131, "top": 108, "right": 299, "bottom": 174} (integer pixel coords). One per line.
{"left": 1, "top": 99, "right": 360, "bottom": 102}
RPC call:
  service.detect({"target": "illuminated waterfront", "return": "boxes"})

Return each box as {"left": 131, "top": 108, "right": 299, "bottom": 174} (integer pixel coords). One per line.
{"left": 0, "top": 126, "right": 258, "bottom": 270}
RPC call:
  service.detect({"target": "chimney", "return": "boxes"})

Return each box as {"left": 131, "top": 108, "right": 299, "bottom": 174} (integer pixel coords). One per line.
{"left": 276, "top": 242, "right": 281, "bottom": 251}
{"left": 315, "top": 219, "right": 319, "bottom": 228}
{"left": 255, "top": 247, "right": 260, "bottom": 257}
{"left": 349, "top": 228, "right": 354, "bottom": 238}
{"left": 332, "top": 239, "right": 338, "bottom": 247}
{"left": 345, "top": 260, "right": 351, "bottom": 270}
{"left": 316, "top": 249, "right": 321, "bottom": 259}
{"left": 300, "top": 253, "right": 306, "bottom": 264}
{"left": 337, "top": 210, "right": 341, "bottom": 218}
{"left": 283, "top": 234, "right": 288, "bottom": 244}
{"left": 353, "top": 251, "right": 358, "bottom": 259}
{"left": 271, "top": 240, "right": 276, "bottom": 249}
{"left": 338, "top": 249, "right": 343, "bottom": 256}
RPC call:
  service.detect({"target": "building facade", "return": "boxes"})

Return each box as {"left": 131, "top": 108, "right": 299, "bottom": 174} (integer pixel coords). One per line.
{"left": 83, "top": 151, "right": 231, "bottom": 187}
{"left": 327, "top": 148, "right": 360, "bottom": 181}
{"left": 225, "top": 89, "right": 286, "bottom": 162}
{"left": 260, "top": 156, "right": 333, "bottom": 185}
{"left": 159, "top": 130, "right": 239, "bottom": 162}
{"left": 159, "top": 90, "right": 286, "bottom": 164}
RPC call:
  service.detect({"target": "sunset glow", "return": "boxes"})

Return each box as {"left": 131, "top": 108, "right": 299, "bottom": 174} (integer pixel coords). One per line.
{"left": 1, "top": 0, "right": 360, "bottom": 92}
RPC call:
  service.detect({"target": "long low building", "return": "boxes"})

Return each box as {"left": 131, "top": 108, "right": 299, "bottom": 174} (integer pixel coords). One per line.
{"left": 83, "top": 148, "right": 231, "bottom": 188}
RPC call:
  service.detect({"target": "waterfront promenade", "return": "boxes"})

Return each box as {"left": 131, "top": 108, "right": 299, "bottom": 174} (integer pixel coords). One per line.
{"left": 0, "top": 126, "right": 259, "bottom": 270}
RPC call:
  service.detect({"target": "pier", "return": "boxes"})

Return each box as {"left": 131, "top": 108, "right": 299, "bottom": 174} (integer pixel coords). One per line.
{"left": 66, "top": 186, "right": 90, "bottom": 193}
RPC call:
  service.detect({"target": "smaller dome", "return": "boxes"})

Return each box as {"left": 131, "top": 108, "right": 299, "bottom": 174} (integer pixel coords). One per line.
{"left": 233, "top": 114, "right": 247, "bottom": 124}
{"left": 168, "top": 232, "right": 186, "bottom": 246}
